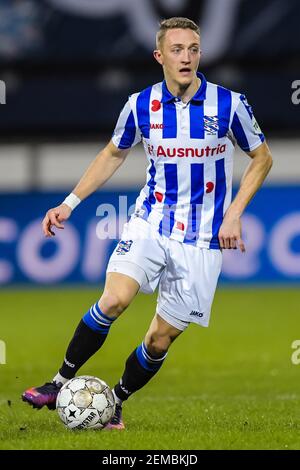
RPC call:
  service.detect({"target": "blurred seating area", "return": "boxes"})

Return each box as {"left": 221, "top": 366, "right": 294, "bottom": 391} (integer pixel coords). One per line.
{"left": 0, "top": 0, "right": 299, "bottom": 138}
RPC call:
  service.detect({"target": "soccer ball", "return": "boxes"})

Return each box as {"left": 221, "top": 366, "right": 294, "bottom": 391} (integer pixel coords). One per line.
{"left": 56, "top": 375, "right": 115, "bottom": 430}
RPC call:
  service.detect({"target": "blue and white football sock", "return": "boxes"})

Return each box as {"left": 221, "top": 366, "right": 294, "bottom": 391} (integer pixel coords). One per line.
{"left": 113, "top": 342, "right": 168, "bottom": 401}
{"left": 82, "top": 302, "right": 117, "bottom": 333}
{"left": 58, "top": 302, "right": 116, "bottom": 379}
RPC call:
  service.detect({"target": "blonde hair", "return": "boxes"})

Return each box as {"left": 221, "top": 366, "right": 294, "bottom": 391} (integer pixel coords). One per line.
{"left": 156, "top": 17, "right": 200, "bottom": 49}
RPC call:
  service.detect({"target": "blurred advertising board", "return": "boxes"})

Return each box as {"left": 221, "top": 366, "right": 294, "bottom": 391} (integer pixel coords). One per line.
{"left": 0, "top": 187, "right": 299, "bottom": 285}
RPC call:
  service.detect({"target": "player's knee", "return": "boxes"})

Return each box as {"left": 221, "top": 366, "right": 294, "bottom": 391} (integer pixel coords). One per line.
{"left": 145, "top": 332, "right": 170, "bottom": 357}
{"left": 99, "top": 290, "right": 129, "bottom": 317}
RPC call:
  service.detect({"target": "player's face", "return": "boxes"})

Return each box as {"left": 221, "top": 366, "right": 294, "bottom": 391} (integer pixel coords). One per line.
{"left": 154, "top": 28, "right": 201, "bottom": 88}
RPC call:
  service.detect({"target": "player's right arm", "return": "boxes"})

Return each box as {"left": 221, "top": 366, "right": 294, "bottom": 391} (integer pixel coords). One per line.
{"left": 43, "top": 97, "right": 141, "bottom": 237}
{"left": 42, "top": 141, "right": 130, "bottom": 237}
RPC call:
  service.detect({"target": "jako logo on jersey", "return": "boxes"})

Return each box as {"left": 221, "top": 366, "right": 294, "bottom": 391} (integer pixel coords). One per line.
{"left": 190, "top": 310, "right": 204, "bottom": 318}
{"left": 204, "top": 115, "right": 219, "bottom": 135}
{"left": 116, "top": 239, "right": 133, "bottom": 255}
{"left": 151, "top": 100, "right": 161, "bottom": 112}
{"left": 156, "top": 144, "right": 227, "bottom": 158}
{"left": 150, "top": 123, "right": 164, "bottom": 129}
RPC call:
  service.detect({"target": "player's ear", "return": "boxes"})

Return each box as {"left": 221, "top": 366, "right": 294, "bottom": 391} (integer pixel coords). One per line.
{"left": 153, "top": 49, "right": 163, "bottom": 65}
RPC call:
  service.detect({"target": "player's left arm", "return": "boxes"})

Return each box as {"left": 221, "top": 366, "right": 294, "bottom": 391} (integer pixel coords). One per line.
{"left": 218, "top": 141, "right": 273, "bottom": 251}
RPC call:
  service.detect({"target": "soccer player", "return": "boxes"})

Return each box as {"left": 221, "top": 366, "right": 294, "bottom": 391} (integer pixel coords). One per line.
{"left": 22, "top": 17, "right": 272, "bottom": 429}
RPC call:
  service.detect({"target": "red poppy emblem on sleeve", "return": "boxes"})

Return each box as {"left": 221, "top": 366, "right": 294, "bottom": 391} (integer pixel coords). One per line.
{"left": 151, "top": 100, "right": 161, "bottom": 112}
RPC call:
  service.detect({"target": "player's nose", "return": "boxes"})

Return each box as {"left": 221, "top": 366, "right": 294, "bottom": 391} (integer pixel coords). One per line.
{"left": 181, "top": 51, "right": 191, "bottom": 63}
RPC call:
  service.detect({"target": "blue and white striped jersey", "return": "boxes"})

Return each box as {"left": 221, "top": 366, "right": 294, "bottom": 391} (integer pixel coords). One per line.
{"left": 112, "top": 72, "right": 264, "bottom": 249}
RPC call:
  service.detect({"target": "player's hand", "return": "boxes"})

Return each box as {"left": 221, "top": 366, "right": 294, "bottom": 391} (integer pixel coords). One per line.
{"left": 218, "top": 214, "right": 246, "bottom": 252}
{"left": 42, "top": 203, "right": 72, "bottom": 237}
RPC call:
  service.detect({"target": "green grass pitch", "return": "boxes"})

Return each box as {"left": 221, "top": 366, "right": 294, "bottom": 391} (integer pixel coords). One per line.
{"left": 0, "top": 288, "right": 300, "bottom": 450}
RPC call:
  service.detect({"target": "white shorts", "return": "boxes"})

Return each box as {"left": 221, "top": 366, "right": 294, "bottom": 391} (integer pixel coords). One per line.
{"left": 107, "top": 216, "right": 222, "bottom": 331}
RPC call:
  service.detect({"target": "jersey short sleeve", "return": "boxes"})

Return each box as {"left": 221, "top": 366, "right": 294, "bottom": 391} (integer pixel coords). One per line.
{"left": 231, "top": 94, "right": 265, "bottom": 152}
{"left": 111, "top": 99, "right": 141, "bottom": 149}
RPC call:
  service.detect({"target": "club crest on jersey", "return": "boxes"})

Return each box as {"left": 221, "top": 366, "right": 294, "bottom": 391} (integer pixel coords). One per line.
{"left": 204, "top": 115, "right": 219, "bottom": 135}
{"left": 116, "top": 240, "right": 133, "bottom": 255}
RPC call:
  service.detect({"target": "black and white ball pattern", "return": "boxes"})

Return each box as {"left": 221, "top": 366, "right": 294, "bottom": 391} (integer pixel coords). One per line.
{"left": 56, "top": 376, "right": 115, "bottom": 430}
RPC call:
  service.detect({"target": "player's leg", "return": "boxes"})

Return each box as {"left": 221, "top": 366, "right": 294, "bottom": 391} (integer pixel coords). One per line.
{"left": 22, "top": 216, "right": 166, "bottom": 410}
{"left": 107, "top": 241, "right": 222, "bottom": 429}
{"left": 22, "top": 272, "right": 139, "bottom": 409}
{"left": 56, "top": 272, "right": 140, "bottom": 382}
{"left": 107, "top": 313, "right": 186, "bottom": 429}
{"left": 56, "top": 216, "right": 165, "bottom": 386}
